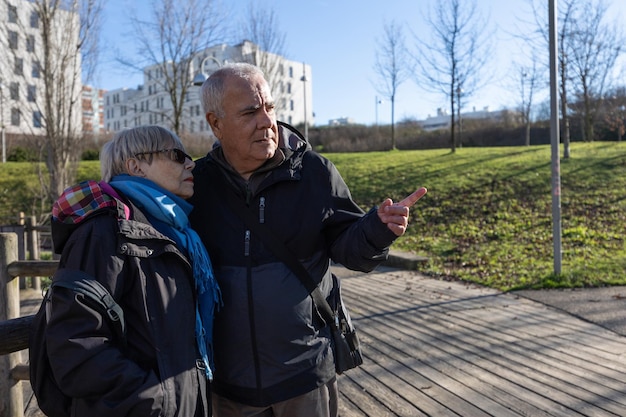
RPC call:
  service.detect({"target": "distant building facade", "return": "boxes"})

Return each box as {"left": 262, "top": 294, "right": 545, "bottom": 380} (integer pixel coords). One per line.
{"left": 420, "top": 106, "right": 510, "bottom": 131}
{"left": 329, "top": 117, "right": 355, "bottom": 126}
{"left": 1, "top": 0, "right": 82, "bottom": 136}
{"left": 82, "top": 85, "right": 106, "bottom": 137}
{"left": 104, "top": 41, "right": 313, "bottom": 138}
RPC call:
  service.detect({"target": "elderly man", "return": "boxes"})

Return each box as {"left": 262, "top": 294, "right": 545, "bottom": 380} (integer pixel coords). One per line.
{"left": 189, "top": 63, "right": 426, "bottom": 417}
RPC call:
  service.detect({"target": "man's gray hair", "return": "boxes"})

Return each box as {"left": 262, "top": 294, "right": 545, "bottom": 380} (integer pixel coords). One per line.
{"left": 200, "top": 63, "right": 266, "bottom": 118}
{"left": 100, "top": 125, "right": 184, "bottom": 182}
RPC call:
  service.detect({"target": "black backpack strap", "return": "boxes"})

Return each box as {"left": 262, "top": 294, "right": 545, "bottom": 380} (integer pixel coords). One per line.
{"left": 51, "top": 269, "right": 126, "bottom": 345}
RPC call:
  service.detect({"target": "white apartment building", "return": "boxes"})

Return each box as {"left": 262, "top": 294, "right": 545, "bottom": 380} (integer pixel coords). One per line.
{"left": 1, "top": 0, "right": 82, "bottom": 136}
{"left": 420, "top": 106, "right": 510, "bottom": 131}
{"left": 104, "top": 41, "right": 313, "bottom": 138}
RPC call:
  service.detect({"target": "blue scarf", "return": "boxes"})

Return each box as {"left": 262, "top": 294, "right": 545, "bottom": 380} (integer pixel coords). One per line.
{"left": 109, "top": 175, "right": 221, "bottom": 380}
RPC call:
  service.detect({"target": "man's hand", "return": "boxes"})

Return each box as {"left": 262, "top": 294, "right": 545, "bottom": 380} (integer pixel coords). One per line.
{"left": 377, "top": 187, "right": 427, "bottom": 236}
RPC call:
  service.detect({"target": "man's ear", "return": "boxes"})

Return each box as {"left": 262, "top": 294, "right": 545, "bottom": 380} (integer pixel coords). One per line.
{"left": 207, "top": 112, "right": 222, "bottom": 139}
{"left": 125, "top": 158, "right": 145, "bottom": 177}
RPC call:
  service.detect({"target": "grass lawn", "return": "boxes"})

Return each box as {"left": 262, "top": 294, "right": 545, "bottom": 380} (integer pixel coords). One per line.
{"left": 1, "top": 142, "right": 624, "bottom": 290}
{"left": 326, "top": 142, "right": 626, "bottom": 291}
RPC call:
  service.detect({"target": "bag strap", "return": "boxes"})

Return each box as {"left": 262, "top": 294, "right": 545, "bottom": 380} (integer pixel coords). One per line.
{"left": 216, "top": 178, "right": 336, "bottom": 327}
{"left": 51, "top": 269, "right": 127, "bottom": 346}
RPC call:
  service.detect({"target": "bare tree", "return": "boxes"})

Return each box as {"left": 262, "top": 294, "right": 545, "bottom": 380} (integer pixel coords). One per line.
{"left": 373, "top": 20, "right": 411, "bottom": 150}
{"left": 603, "top": 87, "right": 626, "bottom": 141}
{"left": 238, "top": 1, "right": 288, "bottom": 107}
{"left": 414, "top": 0, "right": 492, "bottom": 152}
{"left": 2, "top": 0, "right": 104, "bottom": 203}
{"left": 119, "top": 0, "right": 226, "bottom": 136}
{"left": 568, "top": 0, "right": 623, "bottom": 142}
{"left": 529, "top": 0, "right": 578, "bottom": 158}
{"left": 516, "top": 61, "right": 539, "bottom": 146}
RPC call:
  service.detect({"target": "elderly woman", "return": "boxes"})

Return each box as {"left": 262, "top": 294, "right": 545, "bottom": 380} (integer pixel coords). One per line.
{"left": 45, "top": 125, "right": 220, "bottom": 417}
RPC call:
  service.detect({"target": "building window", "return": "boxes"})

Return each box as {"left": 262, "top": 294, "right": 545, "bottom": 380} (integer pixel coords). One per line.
{"left": 32, "top": 61, "right": 40, "bottom": 78}
{"left": 8, "top": 30, "right": 18, "bottom": 49}
{"left": 11, "top": 108, "right": 20, "bottom": 126}
{"left": 27, "top": 85, "right": 36, "bottom": 102}
{"left": 26, "top": 35, "right": 35, "bottom": 53}
{"left": 289, "top": 66, "right": 293, "bottom": 78}
{"left": 290, "top": 100, "right": 294, "bottom": 111}
{"left": 30, "top": 11, "right": 39, "bottom": 28}
{"left": 10, "top": 82, "right": 19, "bottom": 100}
{"left": 33, "top": 111, "right": 42, "bottom": 128}
{"left": 8, "top": 5, "right": 18, "bottom": 23}
{"left": 287, "top": 83, "right": 292, "bottom": 94}
{"left": 14, "top": 58, "right": 23, "bottom": 75}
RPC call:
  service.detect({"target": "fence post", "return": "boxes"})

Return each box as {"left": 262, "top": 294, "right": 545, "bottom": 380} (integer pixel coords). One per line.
{"left": 18, "top": 213, "right": 25, "bottom": 290}
{"left": 26, "top": 216, "right": 40, "bottom": 292}
{"left": 0, "top": 233, "right": 24, "bottom": 417}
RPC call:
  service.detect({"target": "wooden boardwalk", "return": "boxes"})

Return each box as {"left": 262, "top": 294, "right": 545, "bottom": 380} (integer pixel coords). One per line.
{"left": 19, "top": 266, "right": 626, "bottom": 416}
{"left": 334, "top": 265, "right": 626, "bottom": 417}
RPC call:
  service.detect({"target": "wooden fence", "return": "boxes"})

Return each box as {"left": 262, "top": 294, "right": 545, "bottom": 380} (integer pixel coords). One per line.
{"left": 0, "top": 232, "right": 57, "bottom": 417}
{"left": 0, "top": 213, "right": 50, "bottom": 292}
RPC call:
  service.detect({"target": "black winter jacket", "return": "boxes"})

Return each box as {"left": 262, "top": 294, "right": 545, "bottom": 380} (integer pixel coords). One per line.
{"left": 188, "top": 123, "right": 397, "bottom": 406}
{"left": 48, "top": 191, "right": 209, "bottom": 417}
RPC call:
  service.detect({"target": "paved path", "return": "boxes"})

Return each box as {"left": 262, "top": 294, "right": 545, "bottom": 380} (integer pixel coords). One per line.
{"left": 19, "top": 265, "right": 626, "bottom": 416}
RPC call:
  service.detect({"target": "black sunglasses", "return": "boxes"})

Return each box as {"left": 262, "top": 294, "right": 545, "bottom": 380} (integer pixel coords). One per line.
{"left": 135, "top": 148, "right": 192, "bottom": 164}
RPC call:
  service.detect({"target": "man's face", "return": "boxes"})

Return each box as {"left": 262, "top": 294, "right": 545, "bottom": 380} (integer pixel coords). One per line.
{"left": 209, "top": 73, "right": 279, "bottom": 178}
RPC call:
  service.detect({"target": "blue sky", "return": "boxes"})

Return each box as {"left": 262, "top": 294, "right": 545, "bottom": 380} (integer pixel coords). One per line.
{"left": 97, "top": 0, "right": 626, "bottom": 126}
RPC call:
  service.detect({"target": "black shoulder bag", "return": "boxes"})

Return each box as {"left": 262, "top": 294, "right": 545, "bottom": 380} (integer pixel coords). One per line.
{"left": 219, "top": 181, "right": 363, "bottom": 374}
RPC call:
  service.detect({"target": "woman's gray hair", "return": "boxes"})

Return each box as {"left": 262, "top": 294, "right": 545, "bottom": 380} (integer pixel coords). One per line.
{"left": 200, "top": 63, "right": 266, "bottom": 118}
{"left": 100, "top": 125, "right": 184, "bottom": 182}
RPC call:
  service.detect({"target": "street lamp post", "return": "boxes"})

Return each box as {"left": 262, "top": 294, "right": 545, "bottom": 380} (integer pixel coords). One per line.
{"left": 0, "top": 80, "right": 5, "bottom": 163}
{"left": 192, "top": 55, "right": 222, "bottom": 86}
{"left": 456, "top": 86, "right": 462, "bottom": 149}
{"left": 300, "top": 62, "right": 308, "bottom": 139}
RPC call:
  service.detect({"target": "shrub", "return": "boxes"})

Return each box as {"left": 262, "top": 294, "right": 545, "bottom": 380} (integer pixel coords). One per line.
{"left": 8, "top": 146, "right": 39, "bottom": 162}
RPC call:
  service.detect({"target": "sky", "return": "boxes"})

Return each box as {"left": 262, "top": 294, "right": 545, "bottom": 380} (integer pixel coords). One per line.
{"left": 96, "top": 0, "right": 626, "bottom": 127}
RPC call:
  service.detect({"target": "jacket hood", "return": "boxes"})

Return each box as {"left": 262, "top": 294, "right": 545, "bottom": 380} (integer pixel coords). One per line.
{"left": 277, "top": 121, "right": 310, "bottom": 153}
{"left": 51, "top": 180, "right": 130, "bottom": 254}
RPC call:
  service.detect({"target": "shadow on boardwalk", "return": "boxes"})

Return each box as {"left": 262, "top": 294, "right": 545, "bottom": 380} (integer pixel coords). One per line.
{"left": 19, "top": 265, "right": 626, "bottom": 417}
{"left": 333, "top": 265, "right": 626, "bottom": 417}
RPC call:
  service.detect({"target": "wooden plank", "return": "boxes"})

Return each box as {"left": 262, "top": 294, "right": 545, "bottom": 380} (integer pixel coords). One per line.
{"left": 357, "top": 309, "right": 582, "bottom": 416}
{"left": 340, "top": 269, "right": 626, "bottom": 416}
{"left": 336, "top": 372, "right": 397, "bottom": 416}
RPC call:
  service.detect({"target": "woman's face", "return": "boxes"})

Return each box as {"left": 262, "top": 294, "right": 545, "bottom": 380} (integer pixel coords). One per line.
{"left": 134, "top": 147, "right": 196, "bottom": 199}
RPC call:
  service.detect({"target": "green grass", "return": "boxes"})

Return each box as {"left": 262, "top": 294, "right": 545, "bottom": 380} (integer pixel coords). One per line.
{"left": 326, "top": 143, "right": 626, "bottom": 291}
{"left": 1, "top": 142, "right": 625, "bottom": 291}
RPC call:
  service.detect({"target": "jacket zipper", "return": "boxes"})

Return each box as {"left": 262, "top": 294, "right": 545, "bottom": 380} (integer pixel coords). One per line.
{"left": 259, "top": 197, "right": 265, "bottom": 224}
{"left": 244, "top": 230, "right": 250, "bottom": 256}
